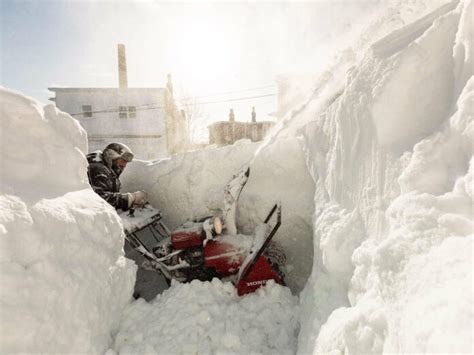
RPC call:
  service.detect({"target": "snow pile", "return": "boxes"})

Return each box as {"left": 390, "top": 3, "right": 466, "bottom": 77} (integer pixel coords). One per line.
{"left": 122, "top": 137, "right": 315, "bottom": 292}
{"left": 0, "top": 87, "right": 136, "bottom": 354}
{"left": 112, "top": 279, "right": 299, "bottom": 355}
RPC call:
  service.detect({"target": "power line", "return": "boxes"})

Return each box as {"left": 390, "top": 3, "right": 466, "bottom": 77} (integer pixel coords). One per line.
{"left": 176, "top": 84, "right": 276, "bottom": 102}
{"left": 70, "top": 92, "right": 277, "bottom": 117}
{"left": 130, "top": 84, "right": 277, "bottom": 109}
{"left": 197, "top": 92, "right": 276, "bottom": 106}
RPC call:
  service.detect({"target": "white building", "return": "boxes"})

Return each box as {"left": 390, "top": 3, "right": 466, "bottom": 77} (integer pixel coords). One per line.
{"left": 49, "top": 44, "right": 188, "bottom": 160}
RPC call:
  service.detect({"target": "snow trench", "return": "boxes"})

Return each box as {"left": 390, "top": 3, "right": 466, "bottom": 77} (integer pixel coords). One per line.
{"left": 1, "top": 0, "right": 472, "bottom": 354}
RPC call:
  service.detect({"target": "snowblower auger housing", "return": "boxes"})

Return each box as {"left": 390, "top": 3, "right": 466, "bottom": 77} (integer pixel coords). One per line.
{"left": 236, "top": 203, "right": 283, "bottom": 295}
{"left": 119, "top": 166, "right": 287, "bottom": 295}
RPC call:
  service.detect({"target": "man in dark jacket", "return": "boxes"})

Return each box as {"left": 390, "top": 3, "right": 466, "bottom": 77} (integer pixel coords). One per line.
{"left": 87, "top": 142, "right": 147, "bottom": 211}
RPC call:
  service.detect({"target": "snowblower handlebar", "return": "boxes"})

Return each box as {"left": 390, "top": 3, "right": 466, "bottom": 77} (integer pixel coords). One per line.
{"left": 238, "top": 203, "right": 281, "bottom": 282}
{"left": 264, "top": 203, "right": 280, "bottom": 224}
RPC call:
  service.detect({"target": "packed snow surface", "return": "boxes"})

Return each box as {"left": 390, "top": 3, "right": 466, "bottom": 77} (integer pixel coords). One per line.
{"left": 112, "top": 279, "right": 299, "bottom": 355}
{"left": 0, "top": 87, "right": 136, "bottom": 353}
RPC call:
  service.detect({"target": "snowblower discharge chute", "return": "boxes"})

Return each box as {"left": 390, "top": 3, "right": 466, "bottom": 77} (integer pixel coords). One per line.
{"left": 120, "top": 167, "right": 286, "bottom": 295}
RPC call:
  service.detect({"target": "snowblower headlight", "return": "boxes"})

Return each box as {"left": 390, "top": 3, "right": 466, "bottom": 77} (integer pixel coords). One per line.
{"left": 213, "top": 216, "right": 222, "bottom": 235}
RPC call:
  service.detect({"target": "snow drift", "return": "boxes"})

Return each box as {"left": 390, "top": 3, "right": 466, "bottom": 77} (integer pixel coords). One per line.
{"left": 0, "top": 87, "right": 136, "bottom": 353}
{"left": 297, "top": 0, "right": 473, "bottom": 353}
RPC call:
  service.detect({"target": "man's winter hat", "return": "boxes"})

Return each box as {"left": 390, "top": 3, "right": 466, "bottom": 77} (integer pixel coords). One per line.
{"left": 103, "top": 142, "right": 134, "bottom": 167}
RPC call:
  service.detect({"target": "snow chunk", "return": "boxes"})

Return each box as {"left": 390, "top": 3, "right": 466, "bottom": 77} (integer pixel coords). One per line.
{"left": 316, "top": 300, "right": 387, "bottom": 355}
{"left": 318, "top": 203, "right": 366, "bottom": 280}
{"left": 371, "top": 2, "right": 460, "bottom": 152}
{"left": 0, "top": 87, "right": 89, "bottom": 194}
{"left": 391, "top": 236, "right": 473, "bottom": 353}
{"left": 453, "top": 0, "right": 474, "bottom": 98}
{"left": 399, "top": 75, "right": 474, "bottom": 195}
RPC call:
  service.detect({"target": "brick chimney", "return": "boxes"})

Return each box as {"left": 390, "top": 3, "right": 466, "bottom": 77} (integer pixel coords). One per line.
{"left": 117, "top": 44, "right": 128, "bottom": 88}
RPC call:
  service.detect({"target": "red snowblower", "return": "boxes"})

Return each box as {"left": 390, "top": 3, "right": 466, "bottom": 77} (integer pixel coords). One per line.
{"left": 120, "top": 166, "right": 286, "bottom": 296}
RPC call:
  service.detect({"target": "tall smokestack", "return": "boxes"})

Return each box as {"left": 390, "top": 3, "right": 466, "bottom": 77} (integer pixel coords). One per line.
{"left": 117, "top": 44, "right": 128, "bottom": 88}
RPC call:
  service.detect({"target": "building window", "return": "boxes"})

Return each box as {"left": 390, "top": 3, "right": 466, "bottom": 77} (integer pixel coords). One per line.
{"left": 128, "top": 106, "right": 136, "bottom": 118}
{"left": 119, "top": 106, "right": 128, "bottom": 118}
{"left": 82, "top": 105, "right": 92, "bottom": 118}
{"left": 119, "top": 106, "right": 136, "bottom": 118}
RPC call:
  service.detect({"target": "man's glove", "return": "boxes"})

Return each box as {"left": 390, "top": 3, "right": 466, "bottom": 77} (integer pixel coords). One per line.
{"left": 131, "top": 191, "right": 148, "bottom": 207}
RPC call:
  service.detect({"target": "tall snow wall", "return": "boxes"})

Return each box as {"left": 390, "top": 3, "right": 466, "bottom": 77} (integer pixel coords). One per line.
{"left": 293, "top": 0, "right": 473, "bottom": 353}
{"left": 0, "top": 87, "right": 136, "bottom": 353}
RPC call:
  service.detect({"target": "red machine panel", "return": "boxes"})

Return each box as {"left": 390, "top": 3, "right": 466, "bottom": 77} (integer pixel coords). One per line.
{"left": 236, "top": 256, "right": 284, "bottom": 296}
{"left": 203, "top": 240, "right": 246, "bottom": 276}
{"left": 171, "top": 227, "right": 204, "bottom": 250}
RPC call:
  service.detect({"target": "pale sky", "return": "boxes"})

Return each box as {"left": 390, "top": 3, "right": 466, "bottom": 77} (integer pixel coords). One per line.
{"left": 1, "top": 0, "right": 377, "bottom": 138}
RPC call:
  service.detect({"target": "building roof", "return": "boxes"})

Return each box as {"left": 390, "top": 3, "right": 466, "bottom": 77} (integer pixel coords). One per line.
{"left": 208, "top": 120, "right": 276, "bottom": 128}
{"left": 48, "top": 87, "right": 166, "bottom": 93}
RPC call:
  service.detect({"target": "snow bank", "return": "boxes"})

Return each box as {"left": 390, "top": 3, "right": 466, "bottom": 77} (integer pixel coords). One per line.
{"left": 122, "top": 137, "right": 315, "bottom": 292}
{"left": 0, "top": 87, "right": 136, "bottom": 353}
{"left": 112, "top": 279, "right": 299, "bottom": 355}
{"left": 295, "top": 0, "right": 473, "bottom": 353}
